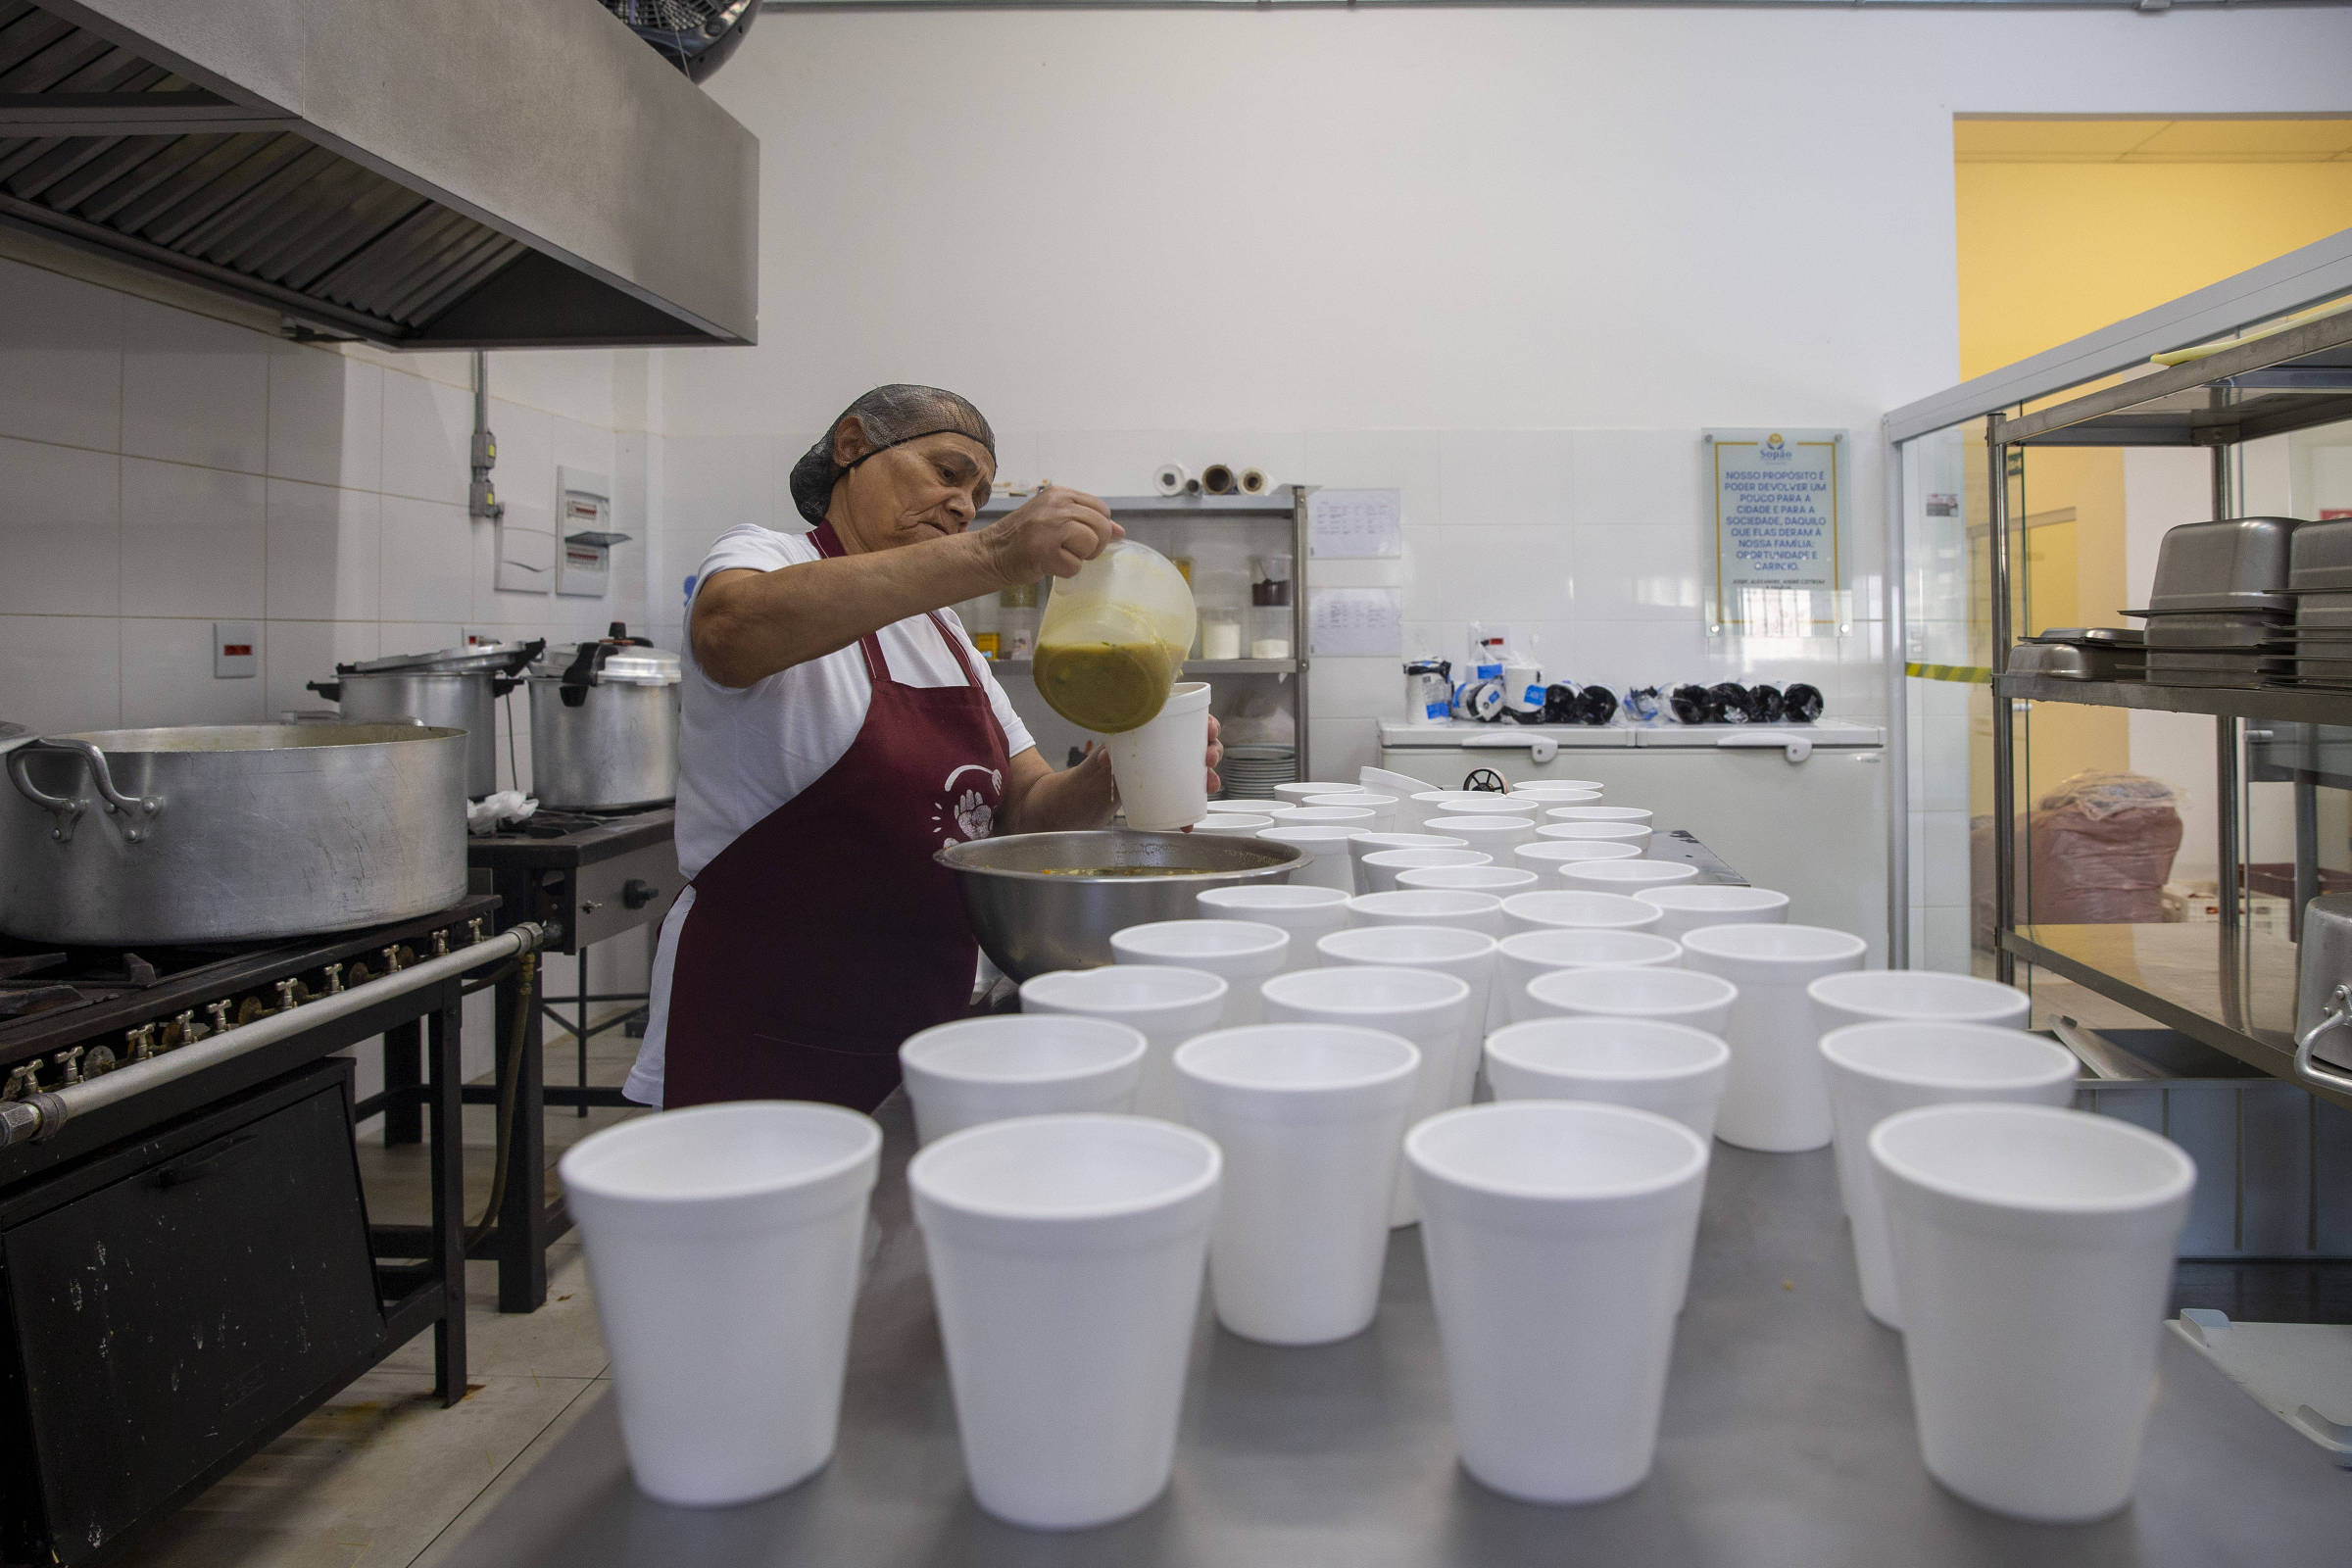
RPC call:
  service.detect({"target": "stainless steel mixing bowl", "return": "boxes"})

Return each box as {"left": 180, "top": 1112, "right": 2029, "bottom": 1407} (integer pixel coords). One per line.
{"left": 938, "top": 829, "right": 1307, "bottom": 980}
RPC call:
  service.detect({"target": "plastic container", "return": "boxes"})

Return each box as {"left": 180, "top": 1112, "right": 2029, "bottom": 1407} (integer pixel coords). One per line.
{"left": 909, "top": 1114, "right": 1222, "bottom": 1530}
{"left": 1174, "top": 1025, "right": 1421, "bottom": 1344}
{"left": 560, "top": 1102, "right": 882, "bottom": 1506}
{"left": 1522, "top": 965, "right": 1738, "bottom": 1036}
{"left": 997, "top": 582, "right": 1040, "bottom": 661}
{"left": 1633, "top": 885, "right": 1789, "bottom": 943}
{"left": 1110, "top": 918, "right": 1290, "bottom": 1026}
{"left": 1262, "top": 964, "right": 1473, "bottom": 1226}
{"left": 1407, "top": 1102, "right": 1708, "bottom": 1503}
{"left": 1358, "top": 847, "right": 1489, "bottom": 896}
{"left": 1495, "top": 928, "right": 1684, "bottom": 1024}
{"left": 1486, "top": 1016, "right": 1731, "bottom": 1143}
{"left": 1306, "top": 791, "right": 1397, "bottom": 831}
{"left": 1871, "top": 1104, "right": 2194, "bottom": 1522}
{"left": 1195, "top": 884, "right": 1350, "bottom": 972}
{"left": 1348, "top": 887, "right": 1507, "bottom": 940}
{"left": 1500, "top": 890, "right": 1664, "bottom": 936}
{"left": 1514, "top": 840, "right": 1643, "bottom": 872}
{"left": 1201, "top": 607, "right": 1242, "bottom": 662}
{"left": 899, "top": 1015, "right": 1149, "bottom": 1146}
{"left": 1019, "top": 965, "right": 1230, "bottom": 1122}
{"left": 1317, "top": 923, "right": 1500, "bottom": 1107}
{"left": 1106, "top": 680, "right": 1210, "bottom": 830}
{"left": 1258, "top": 823, "right": 1358, "bottom": 892}
{"left": 1561, "top": 859, "right": 1698, "bottom": 894}
{"left": 1820, "top": 1021, "right": 2079, "bottom": 1328}
{"left": 1678, "top": 924, "right": 1867, "bottom": 1152}
{"left": 1033, "top": 539, "right": 1198, "bottom": 733}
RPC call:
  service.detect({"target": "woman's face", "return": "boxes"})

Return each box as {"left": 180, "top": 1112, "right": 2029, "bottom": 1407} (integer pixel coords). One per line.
{"left": 829, "top": 422, "right": 996, "bottom": 552}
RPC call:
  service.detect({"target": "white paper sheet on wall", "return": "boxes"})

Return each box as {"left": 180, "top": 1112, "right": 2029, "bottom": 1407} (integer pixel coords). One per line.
{"left": 1306, "top": 488, "right": 1402, "bottom": 559}
{"left": 1309, "top": 587, "right": 1403, "bottom": 657}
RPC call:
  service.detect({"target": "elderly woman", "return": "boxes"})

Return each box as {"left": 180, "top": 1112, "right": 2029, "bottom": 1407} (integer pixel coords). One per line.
{"left": 624, "top": 385, "right": 1219, "bottom": 1112}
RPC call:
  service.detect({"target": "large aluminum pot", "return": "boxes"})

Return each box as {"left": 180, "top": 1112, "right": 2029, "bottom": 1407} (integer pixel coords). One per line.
{"left": 526, "top": 637, "right": 680, "bottom": 811}
{"left": 936, "top": 829, "right": 1305, "bottom": 981}
{"left": 1, "top": 724, "right": 467, "bottom": 945}
{"left": 313, "top": 671, "right": 507, "bottom": 797}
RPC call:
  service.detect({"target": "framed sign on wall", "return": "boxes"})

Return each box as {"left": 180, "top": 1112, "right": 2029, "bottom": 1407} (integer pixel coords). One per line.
{"left": 1702, "top": 428, "right": 1850, "bottom": 638}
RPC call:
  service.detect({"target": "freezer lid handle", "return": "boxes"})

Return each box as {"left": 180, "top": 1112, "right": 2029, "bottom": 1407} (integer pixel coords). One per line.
{"left": 1716, "top": 734, "right": 1814, "bottom": 762}
{"left": 1459, "top": 734, "right": 1559, "bottom": 763}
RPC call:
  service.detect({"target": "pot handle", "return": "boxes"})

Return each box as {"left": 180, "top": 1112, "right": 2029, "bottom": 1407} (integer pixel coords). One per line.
{"left": 492, "top": 675, "right": 526, "bottom": 700}
{"left": 2294, "top": 983, "right": 2352, "bottom": 1096}
{"left": 307, "top": 679, "right": 342, "bottom": 702}
{"left": 8, "top": 737, "right": 164, "bottom": 845}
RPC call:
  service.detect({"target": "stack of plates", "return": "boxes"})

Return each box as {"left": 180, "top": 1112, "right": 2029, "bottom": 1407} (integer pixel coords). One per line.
{"left": 1217, "top": 745, "right": 1298, "bottom": 801}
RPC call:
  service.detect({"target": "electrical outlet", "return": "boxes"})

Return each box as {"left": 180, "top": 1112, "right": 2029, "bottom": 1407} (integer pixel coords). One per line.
{"left": 213, "top": 622, "right": 258, "bottom": 678}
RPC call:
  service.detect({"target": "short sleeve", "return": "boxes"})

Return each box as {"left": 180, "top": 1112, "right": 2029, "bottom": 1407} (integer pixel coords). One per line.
{"left": 696, "top": 523, "right": 812, "bottom": 583}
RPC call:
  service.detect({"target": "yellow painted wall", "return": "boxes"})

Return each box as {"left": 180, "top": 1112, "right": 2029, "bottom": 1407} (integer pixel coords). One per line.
{"left": 1955, "top": 130, "right": 2352, "bottom": 812}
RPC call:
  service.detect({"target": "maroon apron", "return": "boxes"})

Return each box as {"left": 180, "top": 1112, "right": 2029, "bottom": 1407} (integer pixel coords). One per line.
{"left": 662, "top": 522, "right": 1011, "bottom": 1112}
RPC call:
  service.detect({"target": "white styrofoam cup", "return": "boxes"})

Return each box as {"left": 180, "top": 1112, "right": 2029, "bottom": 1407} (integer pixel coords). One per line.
{"left": 1358, "top": 847, "right": 1489, "bottom": 895}
{"left": 1678, "top": 923, "right": 1867, "bottom": 1152}
{"left": 909, "top": 1114, "right": 1222, "bottom": 1530}
{"left": 1020, "top": 964, "right": 1229, "bottom": 1121}
{"left": 1871, "top": 1104, "right": 2193, "bottom": 1522}
{"left": 1633, "top": 885, "right": 1790, "bottom": 942}
{"left": 561, "top": 1102, "right": 882, "bottom": 1507}
{"left": 1348, "top": 887, "right": 1507, "bottom": 939}
{"left": 1484, "top": 1015, "right": 1731, "bottom": 1142}
{"left": 1495, "top": 927, "right": 1683, "bottom": 1023}
{"left": 1318, "top": 923, "right": 1500, "bottom": 1107}
{"left": 1348, "top": 830, "right": 1471, "bottom": 894}
{"left": 1396, "top": 863, "right": 1542, "bottom": 896}
{"left": 1514, "top": 840, "right": 1645, "bottom": 871}
{"left": 1111, "top": 918, "right": 1290, "bottom": 1026}
{"left": 1500, "top": 890, "right": 1664, "bottom": 936}
{"left": 900, "top": 1015, "right": 1148, "bottom": 1146}
{"left": 1106, "top": 681, "right": 1211, "bottom": 830}
{"left": 1521, "top": 964, "right": 1738, "bottom": 1037}
{"left": 1174, "top": 1024, "right": 1420, "bottom": 1345}
{"left": 1408, "top": 1102, "right": 1708, "bottom": 1503}
{"left": 1305, "top": 791, "right": 1398, "bottom": 831}
{"left": 1819, "top": 1020, "right": 2078, "bottom": 1328}
{"left": 1561, "top": 859, "right": 1699, "bottom": 894}
{"left": 1196, "top": 883, "right": 1351, "bottom": 972}
{"left": 1259, "top": 824, "right": 1359, "bottom": 893}
{"left": 1426, "top": 814, "right": 1540, "bottom": 854}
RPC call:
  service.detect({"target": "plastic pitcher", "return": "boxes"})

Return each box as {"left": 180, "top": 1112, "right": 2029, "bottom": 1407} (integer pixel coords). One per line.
{"left": 1033, "top": 541, "right": 1198, "bottom": 733}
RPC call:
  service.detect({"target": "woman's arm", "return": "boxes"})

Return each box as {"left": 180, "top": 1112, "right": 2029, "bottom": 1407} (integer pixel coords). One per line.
{"left": 693, "top": 488, "right": 1118, "bottom": 689}
{"left": 995, "top": 716, "right": 1224, "bottom": 835}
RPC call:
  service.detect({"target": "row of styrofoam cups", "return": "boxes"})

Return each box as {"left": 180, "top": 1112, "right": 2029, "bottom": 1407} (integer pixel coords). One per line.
{"left": 560, "top": 862, "right": 2195, "bottom": 1528}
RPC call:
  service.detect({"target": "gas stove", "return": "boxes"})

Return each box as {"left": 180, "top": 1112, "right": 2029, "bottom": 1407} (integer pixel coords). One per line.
{"left": 0, "top": 898, "right": 503, "bottom": 1094}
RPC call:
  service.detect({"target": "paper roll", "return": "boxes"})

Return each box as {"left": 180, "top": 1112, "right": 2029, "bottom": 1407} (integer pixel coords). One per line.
{"left": 1201, "top": 464, "right": 1237, "bottom": 496}
{"left": 1240, "top": 467, "right": 1269, "bottom": 495}
{"left": 1154, "top": 463, "right": 1189, "bottom": 498}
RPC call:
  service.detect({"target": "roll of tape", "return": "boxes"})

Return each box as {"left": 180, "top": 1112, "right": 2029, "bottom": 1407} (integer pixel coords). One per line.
{"left": 1200, "top": 464, "right": 1237, "bottom": 496}
{"left": 1452, "top": 677, "right": 1505, "bottom": 723}
{"left": 1153, "top": 463, "right": 1189, "bottom": 498}
{"left": 1239, "top": 466, "right": 1269, "bottom": 495}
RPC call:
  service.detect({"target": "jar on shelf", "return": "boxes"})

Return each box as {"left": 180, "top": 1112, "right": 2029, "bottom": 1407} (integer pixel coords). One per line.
{"left": 1250, "top": 553, "right": 1293, "bottom": 660}
{"left": 1201, "top": 608, "right": 1243, "bottom": 662}
{"left": 997, "top": 581, "right": 1039, "bottom": 661}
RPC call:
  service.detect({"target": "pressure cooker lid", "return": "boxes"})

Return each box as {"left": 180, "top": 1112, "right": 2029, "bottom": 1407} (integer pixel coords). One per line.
{"left": 535, "top": 643, "right": 682, "bottom": 686}
{"left": 342, "top": 639, "right": 543, "bottom": 675}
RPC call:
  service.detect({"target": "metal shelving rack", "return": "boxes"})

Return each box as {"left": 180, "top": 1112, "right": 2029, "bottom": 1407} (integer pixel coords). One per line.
{"left": 1987, "top": 305, "right": 2352, "bottom": 1112}
{"left": 975, "top": 487, "right": 1312, "bottom": 781}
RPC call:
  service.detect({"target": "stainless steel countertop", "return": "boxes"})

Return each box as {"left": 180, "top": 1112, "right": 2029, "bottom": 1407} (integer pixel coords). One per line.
{"left": 437, "top": 1090, "right": 2345, "bottom": 1567}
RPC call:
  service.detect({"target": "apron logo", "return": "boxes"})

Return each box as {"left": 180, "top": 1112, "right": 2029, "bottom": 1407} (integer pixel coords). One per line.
{"left": 934, "top": 763, "right": 1004, "bottom": 844}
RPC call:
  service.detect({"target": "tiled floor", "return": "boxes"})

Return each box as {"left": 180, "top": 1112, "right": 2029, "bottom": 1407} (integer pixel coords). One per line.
{"left": 113, "top": 1025, "right": 645, "bottom": 1568}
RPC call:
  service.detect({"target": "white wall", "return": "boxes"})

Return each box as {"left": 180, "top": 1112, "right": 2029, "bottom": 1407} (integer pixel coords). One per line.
{"left": 0, "top": 249, "right": 657, "bottom": 1093}
{"left": 635, "top": 4, "right": 2352, "bottom": 953}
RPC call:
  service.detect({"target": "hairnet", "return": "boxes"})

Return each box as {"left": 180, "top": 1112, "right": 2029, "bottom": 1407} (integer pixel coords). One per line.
{"left": 789, "top": 384, "right": 997, "bottom": 526}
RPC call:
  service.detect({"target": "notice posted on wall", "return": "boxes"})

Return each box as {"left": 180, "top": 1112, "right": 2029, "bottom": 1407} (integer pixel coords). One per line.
{"left": 1702, "top": 428, "right": 1849, "bottom": 639}
{"left": 1308, "top": 587, "right": 1403, "bottom": 657}
{"left": 1307, "top": 488, "right": 1402, "bottom": 559}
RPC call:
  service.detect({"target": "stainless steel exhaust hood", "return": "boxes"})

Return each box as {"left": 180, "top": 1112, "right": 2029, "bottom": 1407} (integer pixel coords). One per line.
{"left": 0, "top": 0, "right": 758, "bottom": 348}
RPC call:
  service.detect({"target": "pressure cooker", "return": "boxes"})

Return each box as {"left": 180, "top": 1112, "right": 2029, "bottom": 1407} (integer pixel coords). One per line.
{"left": 526, "top": 625, "right": 681, "bottom": 811}
{"left": 308, "top": 640, "right": 541, "bottom": 798}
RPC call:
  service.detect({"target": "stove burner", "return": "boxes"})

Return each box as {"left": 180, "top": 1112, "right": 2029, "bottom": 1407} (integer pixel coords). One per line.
{"left": 0, "top": 984, "right": 83, "bottom": 1021}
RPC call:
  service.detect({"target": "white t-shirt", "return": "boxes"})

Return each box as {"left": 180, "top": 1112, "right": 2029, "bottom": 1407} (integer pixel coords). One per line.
{"left": 623, "top": 523, "right": 1035, "bottom": 1105}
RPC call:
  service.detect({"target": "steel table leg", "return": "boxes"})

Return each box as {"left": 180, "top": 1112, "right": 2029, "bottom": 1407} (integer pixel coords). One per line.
{"left": 382, "top": 1019, "right": 423, "bottom": 1146}
{"left": 428, "top": 983, "right": 467, "bottom": 1406}
{"left": 495, "top": 955, "right": 550, "bottom": 1313}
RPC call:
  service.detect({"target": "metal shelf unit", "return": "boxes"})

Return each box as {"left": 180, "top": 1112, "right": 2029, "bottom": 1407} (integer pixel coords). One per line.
{"left": 1986, "top": 314, "right": 2352, "bottom": 1110}
{"left": 973, "top": 488, "right": 1312, "bottom": 782}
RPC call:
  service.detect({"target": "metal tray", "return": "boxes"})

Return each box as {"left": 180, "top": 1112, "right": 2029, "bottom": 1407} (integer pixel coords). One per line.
{"left": 2008, "top": 643, "right": 2134, "bottom": 679}
{"left": 2147, "top": 516, "right": 2302, "bottom": 612}
{"left": 2288, "top": 517, "right": 2352, "bottom": 593}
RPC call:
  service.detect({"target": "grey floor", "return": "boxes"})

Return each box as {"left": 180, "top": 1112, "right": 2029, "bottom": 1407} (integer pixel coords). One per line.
{"left": 115, "top": 1023, "right": 646, "bottom": 1568}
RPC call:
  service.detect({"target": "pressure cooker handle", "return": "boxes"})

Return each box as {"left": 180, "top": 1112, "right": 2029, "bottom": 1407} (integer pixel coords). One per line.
{"left": 6, "top": 737, "right": 164, "bottom": 846}
{"left": 492, "top": 675, "right": 526, "bottom": 700}
{"left": 2293, "top": 984, "right": 2352, "bottom": 1096}
{"left": 307, "top": 679, "right": 342, "bottom": 702}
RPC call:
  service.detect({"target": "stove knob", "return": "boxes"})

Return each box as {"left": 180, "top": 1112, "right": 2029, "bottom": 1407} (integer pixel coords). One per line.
{"left": 57, "top": 1046, "right": 84, "bottom": 1086}
{"left": 431, "top": 930, "right": 450, "bottom": 957}
{"left": 170, "top": 1010, "right": 196, "bottom": 1048}
{"left": 4, "top": 1063, "right": 37, "bottom": 1099}
{"left": 381, "top": 946, "right": 406, "bottom": 975}
{"left": 130, "top": 1024, "right": 160, "bottom": 1061}
{"left": 206, "top": 1001, "right": 231, "bottom": 1035}
{"left": 80, "top": 1046, "right": 115, "bottom": 1079}
{"left": 467, "top": 918, "right": 486, "bottom": 946}
{"left": 323, "top": 962, "right": 345, "bottom": 996}
{"left": 622, "top": 879, "right": 659, "bottom": 910}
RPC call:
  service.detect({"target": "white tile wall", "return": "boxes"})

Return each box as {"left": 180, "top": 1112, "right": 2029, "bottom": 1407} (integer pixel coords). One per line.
{"left": 121, "top": 458, "right": 266, "bottom": 618}
{"left": 0, "top": 436, "right": 118, "bottom": 616}
{"left": 120, "top": 296, "right": 270, "bottom": 473}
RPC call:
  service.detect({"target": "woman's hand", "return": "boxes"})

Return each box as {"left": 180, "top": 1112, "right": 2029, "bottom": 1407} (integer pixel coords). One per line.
{"left": 979, "top": 485, "right": 1122, "bottom": 587}
{"left": 1201, "top": 712, "right": 1223, "bottom": 798}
